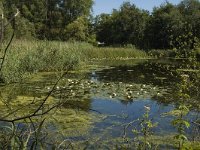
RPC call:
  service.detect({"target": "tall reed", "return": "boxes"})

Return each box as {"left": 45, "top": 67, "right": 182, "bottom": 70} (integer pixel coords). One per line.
{"left": 0, "top": 40, "right": 148, "bottom": 83}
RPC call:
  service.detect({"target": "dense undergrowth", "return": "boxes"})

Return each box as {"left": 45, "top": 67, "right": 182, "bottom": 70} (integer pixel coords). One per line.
{"left": 0, "top": 40, "right": 148, "bottom": 83}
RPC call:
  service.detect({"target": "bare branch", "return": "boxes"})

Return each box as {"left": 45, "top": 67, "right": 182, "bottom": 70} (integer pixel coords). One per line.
{"left": 0, "top": 31, "right": 14, "bottom": 72}
{"left": 4, "top": 9, "right": 20, "bottom": 28}
{"left": 14, "top": 9, "right": 20, "bottom": 17}
{"left": 0, "top": 68, "right": 72, "bottom": 123}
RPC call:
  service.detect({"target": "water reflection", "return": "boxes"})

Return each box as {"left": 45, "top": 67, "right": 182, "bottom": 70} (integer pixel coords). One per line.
{"left": 92, "top": 61, "right": 178, "bottom": 86}
{"left": 91, "top": 98, "right": 175, "bottom": 136}
{"left": 0, "top": 59, "right": 199, "bottom": 148}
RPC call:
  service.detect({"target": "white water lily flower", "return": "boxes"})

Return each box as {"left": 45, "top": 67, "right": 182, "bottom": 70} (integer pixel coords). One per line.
{"left": 67, "top": 79, "right": 72, "bottom": 82}
{"left": 142, "top": 84, "right": 146, "bottom": 87}
{"left": 112, "top": 93, "right": 117, "bottom": 97}
{"left": 128, "top": 91, "right": 133, "bottom": 94}
{"left": 127, "top": 95, "right": 132, "bottom": 99}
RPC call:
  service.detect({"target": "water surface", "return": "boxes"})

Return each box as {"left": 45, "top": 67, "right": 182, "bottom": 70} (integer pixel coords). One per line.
{"left": 0, "top": 59, "right": 199, "bottom": 149}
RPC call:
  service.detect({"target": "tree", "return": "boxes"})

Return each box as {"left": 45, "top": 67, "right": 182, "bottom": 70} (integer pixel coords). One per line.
{"left": 14, "top": 16, "right": 35, "bottom": 39}
{"left": 145, "top": 2, "right": 184, "bottom": 49}
{"left": 0, "top": 1, "right": 15, "bottom": 41}
{"left": 3, "top": 0, "right": 45, "bottom": 39}
{"left": 60, "top": 0, "right": 93, "bottom": 24}
{"left": 2, "top": 0, "right": 94, "bottom": 41}
{"left": 145, "top": 0, "right": 200, "bottom": 51}
{"left": 178, "top": 0, "right": 200, "bottom": 46}
{"left": 63, "top": 16, "right": 89, "bottom": 41}
{"left": 95, "top": 13, "right": 113, "bottom": 45}
{"left": 116, "top": 2, "right": 148, "bottom": 47}
{"left": 95, "top": 2, "right": 149, "bottom": 48}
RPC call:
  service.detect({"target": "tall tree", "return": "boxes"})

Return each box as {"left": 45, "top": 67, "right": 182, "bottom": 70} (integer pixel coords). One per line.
{"left": 95, "top": 13, "right": 114, "bottom": 44}
{"left": 59, "top": 0, "right": 93, "bottom": 41}
{"left": 95, "top": 2, "right": 149, "bottom": 47}
{"left": 178, "top": 0, "right": 200, "bottom": 43}
{"left": 145, "top": 2, "right": 184, "bottom": 49}
{"left": 60, "top": 0, "right": 93, "bottom": 24}
{"left": 63, "top": 16, "right": 89, "bottom": 41}
{"left": 3, "top": 0, "right": 94, "bottom": 41}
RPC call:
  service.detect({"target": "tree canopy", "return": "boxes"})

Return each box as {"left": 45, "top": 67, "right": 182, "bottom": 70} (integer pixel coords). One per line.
{"left": 95, "top": 0, "right": 200, "bottom": 51}
{"left": 1, "top": 0, "right": 200, "bottom": 51}
{"left": 2, "top": 0, "right": 93, "bottom": 40}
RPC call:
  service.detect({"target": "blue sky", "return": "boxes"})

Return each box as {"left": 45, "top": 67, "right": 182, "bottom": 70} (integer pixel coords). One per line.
{"left": 92, "top": 0, "right": 181, "bottom": 16}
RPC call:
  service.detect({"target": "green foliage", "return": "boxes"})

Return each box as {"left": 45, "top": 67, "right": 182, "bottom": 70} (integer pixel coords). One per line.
{"left": 15, "top": 16, "right": 35, "bottom": 39}
{"left": 2, "top": 0, "right": 200, "bottom": 53}
{"left": 60, "top": 0, "right": 93, "bottom": 24}
{"left": 148, "top": 49, "right": 176, "bottom": 58}
{"left": 147, "top": 0, "right": 200, "bottom": 51}
{"left": 2, "top": 0, "right": 93, "bottom": 41}
{"left": 178, "top": 0, "right": 200, "bottom": 39}
{"left": 0, "top": 1, "right": 13, "bottom": 40}
{"left": 169, "top": 23, "right": 199, "bottom": 58}
{"left": 145, "top": 2, "right": 183, "bottom": 49}
{"left": 132, "top": 106, "right": 158, "bottom": 149}
{"left": 0, "top": 40, "right": 148, "bottom": 83}
{"left": 64, "top": 16, "right": 89, "bottom": 41}
{"left": 94, "top": 0, "right": 200, "bottom": 53}
{"left": 169, "top": 74, "right": 191, "bottom": 149}
{"left": 0, "top": 40, "right": 81, "bottom": 83}
{"left": 170, "top": 104, "right": 190, "bottom": 149}
{"left": 95, "top": 2, "right": 149, "bottom": 48}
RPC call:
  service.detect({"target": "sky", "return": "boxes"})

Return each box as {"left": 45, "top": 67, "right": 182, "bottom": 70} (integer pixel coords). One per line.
{"left": 92, "top": 0, "right": 181, "bottom": 16}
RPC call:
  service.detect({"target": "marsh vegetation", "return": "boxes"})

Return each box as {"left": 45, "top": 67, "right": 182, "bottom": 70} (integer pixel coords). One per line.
{"left": 0, "top": 57, "right": 199, "bottom": 149}
{"left": 0, "top": 0, "right": 200, "bottom": 149}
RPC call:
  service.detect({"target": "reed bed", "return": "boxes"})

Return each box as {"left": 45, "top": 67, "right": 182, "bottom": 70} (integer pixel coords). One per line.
{"left": 0, "top": 40, "right": 148, "bottom": 83}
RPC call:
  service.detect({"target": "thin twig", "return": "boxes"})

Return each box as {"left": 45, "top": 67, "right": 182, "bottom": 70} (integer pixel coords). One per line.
{"left": 4, "top": 9, "right": 19, "bottom": 28}
{"left": 122, "top": 119, "right": 139, "bottom": 139}
{"left": 0, "top": 31, "right": 14, "bottom": 72}
{"left": 0, "top": 65, "right": 75, "bottom": 123}
{"left": 2, "top": 98, "right": 36, "bottom": 119}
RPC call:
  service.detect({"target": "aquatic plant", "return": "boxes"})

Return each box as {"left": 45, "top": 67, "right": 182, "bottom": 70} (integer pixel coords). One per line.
{"left": 171, "top": 105, "right": 190, "bottom": 149}
{"left": 0, "top": 40, "right": 148, "bottom": 83}
{"left": 132, "top": 106, "right": 158, "bottom": 149}
{"left": 168, "top": 74, "right": 191, "bottom": 149}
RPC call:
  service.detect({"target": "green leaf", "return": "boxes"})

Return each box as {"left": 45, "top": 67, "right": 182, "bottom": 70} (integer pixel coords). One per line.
{"left": 182, "top": 121, "right": 190, "bottom": 128}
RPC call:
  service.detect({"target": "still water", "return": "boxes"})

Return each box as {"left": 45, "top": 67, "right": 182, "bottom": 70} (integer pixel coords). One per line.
{"left": 0, "top": 59, "right": 199, "bottom": 149}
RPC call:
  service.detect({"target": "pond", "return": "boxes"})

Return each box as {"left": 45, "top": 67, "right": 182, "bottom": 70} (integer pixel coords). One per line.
{"left": 0, "top": 59, "right": 199, "bottom": 149}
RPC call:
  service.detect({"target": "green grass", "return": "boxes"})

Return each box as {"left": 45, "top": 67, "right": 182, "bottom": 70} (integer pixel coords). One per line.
{"left": 148, "top": 49, "right": 176, "bottom": 58}
{"left": 81, "top": 47, "right": 148, "bottom": 60}
{"left": 0, "top": 40, "right": 148, "bottom": 83}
